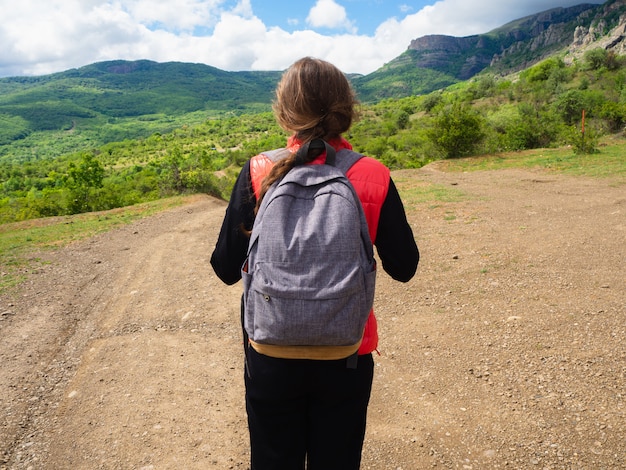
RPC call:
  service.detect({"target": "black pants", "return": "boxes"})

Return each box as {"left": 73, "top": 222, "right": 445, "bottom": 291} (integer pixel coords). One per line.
{"left": 244, "top": 346, "right": 374, "bottom": 470}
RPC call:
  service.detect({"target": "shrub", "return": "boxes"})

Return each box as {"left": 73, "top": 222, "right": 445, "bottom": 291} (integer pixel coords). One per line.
{"left": 428, "top": 102, "right": 486, "bottom": 158}
{"left": 566, "top": 125, "right": 599, "bottom": 154}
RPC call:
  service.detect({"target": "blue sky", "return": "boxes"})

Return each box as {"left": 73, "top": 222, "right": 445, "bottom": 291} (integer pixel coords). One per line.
{"left": 0, "top": 0, "right": 606, "bottom": 77}
{"left": 249, "top": 0, "right": 419, "bottom": 35}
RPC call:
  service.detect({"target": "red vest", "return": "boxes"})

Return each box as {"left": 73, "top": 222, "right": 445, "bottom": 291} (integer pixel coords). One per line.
{"left": 249, "top": 137, "right": 390, "bottom": 355}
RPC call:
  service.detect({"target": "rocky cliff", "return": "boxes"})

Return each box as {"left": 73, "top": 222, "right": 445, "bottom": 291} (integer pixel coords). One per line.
{"left": 400, "top": 1, "right": 626, "bottom": 79}
{"left": 568, "top": 0, "right": 626, "bottom": 60}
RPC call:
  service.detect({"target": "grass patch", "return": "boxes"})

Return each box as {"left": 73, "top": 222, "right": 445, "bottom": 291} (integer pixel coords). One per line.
{"left": 437, "top": 136, "right": 626, "bottom": 180}
{"left": 393, "top": 178, "right": 469, "bottom": 207}
{"left": 0, "top": 195, "right": 191, "bottom": 294}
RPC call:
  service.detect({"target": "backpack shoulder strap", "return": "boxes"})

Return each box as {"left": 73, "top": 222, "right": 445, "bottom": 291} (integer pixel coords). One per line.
{"left": 334, "top": 148, "right": 364, "bottom": 175}
{"left": 296, "top": 138, "right": 363, "bottom": 174}
{"left": 295, "top": 139, "right": 336, "bottom": 166}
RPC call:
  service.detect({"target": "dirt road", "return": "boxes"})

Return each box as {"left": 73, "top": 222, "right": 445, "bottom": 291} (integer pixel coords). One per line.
{"left": 1, "top": 164, "right": 624, "bottom": 469}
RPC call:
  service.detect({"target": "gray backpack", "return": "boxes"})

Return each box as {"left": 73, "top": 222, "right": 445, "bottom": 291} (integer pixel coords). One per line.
{"left": 242, "top": 140, "right": 376, "bottom": 347}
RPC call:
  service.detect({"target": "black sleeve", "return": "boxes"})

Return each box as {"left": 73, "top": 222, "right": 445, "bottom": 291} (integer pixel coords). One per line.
{"left": 210, "top": 161, "right": 257, "bottom": 285}
{"left": 375, "top": 178, "right": 419, "bottom": 282}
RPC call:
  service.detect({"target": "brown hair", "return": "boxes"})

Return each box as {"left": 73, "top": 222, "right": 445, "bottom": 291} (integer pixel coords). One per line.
{"left": 256, "top": 57, "right": 360, "bottom": 211}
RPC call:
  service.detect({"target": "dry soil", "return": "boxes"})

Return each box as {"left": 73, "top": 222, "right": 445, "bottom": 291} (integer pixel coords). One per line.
{"left": 0, "top": 163, "right": 624, "bottom": 469}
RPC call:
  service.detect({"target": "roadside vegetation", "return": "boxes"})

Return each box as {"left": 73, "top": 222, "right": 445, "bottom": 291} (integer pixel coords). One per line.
{"left": 2, "top": 130, "right": 624, "bottom": 294}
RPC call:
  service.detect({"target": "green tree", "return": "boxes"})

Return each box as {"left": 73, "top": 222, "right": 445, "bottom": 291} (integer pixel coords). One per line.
{"left": 422, "top": 92, "right": 443, "bottom": 113}
{"left": 159, "top": 146, "right": 185, "bottom": 194}
{"left": 584, "top": 48, "right": 609, "bottom": 71}
{"left": 396, "top": 110, "right": 410, "bottom": 130}
{"left": 523, "top": 57, "right": 566, "bottom": 83}
{"left": 566, "top": 125, "right": 599, "bottom": 154}
{"left": 66, "top": 152, "right": 105, "bottom": 214}
{"left": 554, "top": 89, "right": 605, "bottom": 125}
{"left": 428, "top": 103, "right": 486, "bottom": 158}
{"left": 599, "top": 101, "right": 626, "bottom": 132}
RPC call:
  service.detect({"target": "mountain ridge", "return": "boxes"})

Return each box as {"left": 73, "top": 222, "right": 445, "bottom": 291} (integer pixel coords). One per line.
{"left": 353, "top": 1, "right": 626, "bottom": 101}
{"left": 1, "top": 1, "right": 626, "bottom": 153}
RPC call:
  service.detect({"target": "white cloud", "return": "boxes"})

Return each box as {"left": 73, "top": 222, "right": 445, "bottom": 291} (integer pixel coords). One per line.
{"left": 231, "top": 0, "right": 253, "bottom": 18}
{"left": 306, "top": 0, "right": 356, "bottom": 33}
{"left": 0, "top": 0, "right": 606, "bottom": 77}
{"left": 1, "top": 1, "right": 146, "bottom": 75}
{"left": 124, "top": 0, "right": 223, "bottom": 31}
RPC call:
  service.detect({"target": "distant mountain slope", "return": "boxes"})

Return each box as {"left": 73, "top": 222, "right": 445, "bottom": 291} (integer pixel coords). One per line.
{"left": 2, "top": 1, "right": 626, "bottom": 153}
{"left": 0, "top": 60, "right": 281, "bottom": 116}
{"left": 0, "top": 60, "right": 280, "bottom": 141}
{"left": 354, "top": 1, "right": 626, "bottom": 101}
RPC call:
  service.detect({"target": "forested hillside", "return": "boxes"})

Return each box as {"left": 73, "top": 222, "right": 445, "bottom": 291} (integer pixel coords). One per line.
{"left": 0, "top": 60, "right": 281, "bottom": 159}
{"left": 3, "top": 1, "right": 625, "bottom": 161}
{"left": 1, "top": 46, "right": 625, "bottom": 224}
{"left": 2, "top": 1, "right": 626, "bottom": 224}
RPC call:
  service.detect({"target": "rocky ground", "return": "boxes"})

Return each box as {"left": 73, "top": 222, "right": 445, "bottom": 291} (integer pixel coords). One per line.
{"left": 0, "top": 163, "right": 624, "bottom": 469}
